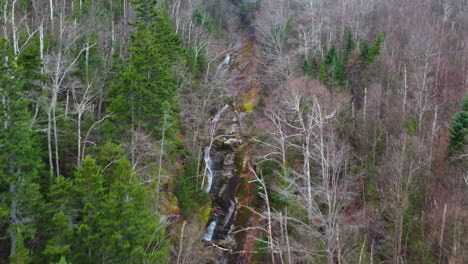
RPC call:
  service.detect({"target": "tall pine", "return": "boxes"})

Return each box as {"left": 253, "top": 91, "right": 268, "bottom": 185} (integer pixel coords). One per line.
{"left": 449, "top": 97, "right": 468, "bottom": 151}
{"left": 0, "top": 38, "right": 44, "bottom": 261}
{"left": 105, "top": 0, "right": 182, "bottom": 141}
{"left": 44, "top": 157, "right": 169, "bottom": 263}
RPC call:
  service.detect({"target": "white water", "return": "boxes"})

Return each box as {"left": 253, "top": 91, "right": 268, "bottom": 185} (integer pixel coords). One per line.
{"left": 202, "top": 217, "right": 218, "bottom": 242}
{"left": 212, "top": 104, "right": 229, "bottom": 124}
{"left": 204, "top": 104, "right": 229, "bottom": 193}
{"left": 204, "top": 147, "right": 213, "bottom": 193}
{"left": 223, "top": 200, "right": 236, "bottom": 226}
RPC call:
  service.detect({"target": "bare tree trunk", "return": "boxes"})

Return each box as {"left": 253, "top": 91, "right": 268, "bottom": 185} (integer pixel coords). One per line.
{"left": 429, "top": 105, "right": 438, "bottom": 164}
{"left": 177, "top": 221, "right": 186, "bottom": 264}
{"left": 9, "top": 183, "right": 17, "bottom": 257}
{"left": 439, "top": 203, "right": 447, "bottom": 264}
{"left": 11, "top": 0, "right": 19, "bottom": 55}
{"left": 156, "top": 110, "right": 167, "bottom": 208}
{"left": 46, "top": 100, "right": 54, "bottom": 176}
{"left": 49, "top": 0, "right": 54, "bottom": 27}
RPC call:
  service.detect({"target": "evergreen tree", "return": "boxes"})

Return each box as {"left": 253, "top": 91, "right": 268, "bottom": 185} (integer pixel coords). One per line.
{"left": 324, "top": 45, "right": 338, "bottom": 66}
{"left": 319, "top": 45, "right": 346, "bottom": 87}
{"left": 302, "top": 56, "right": 312, "bottom": 76}
{"left": 311, "top": 56, "right": 319, "bottom": 77}
{"left": 318, "top": 63, "right": 327, "bottom": 83}
{"left": 43, "top": 176, "right": 74, "bottom": 261}
{"left": 369, "top": 32, "right": 384, "bottom": 63}
{"left": 99, "top": 159, "right": 169, "bottom": 262}
{"left": 449, "top": 97, "right": 468, "bottom": 151}
{"left": 72, "top": 157, "right": 107, "bottom": 262}
{"left": 359, "top": 40, "right": 370, "bottom": 62}
{"left": 0, "top": 38, "right": 44, "bottom": 261}
{"left": 10, "top": 229, "right": 31, "bottom": 264}
{"left": 105, "top": 1, "right": 182, "bottom": 141}
{"left": 44, "top": 157, "right": 169, "bottom": 263}
{"left": 343, "top": 29, "right": 355, "bottom": 63}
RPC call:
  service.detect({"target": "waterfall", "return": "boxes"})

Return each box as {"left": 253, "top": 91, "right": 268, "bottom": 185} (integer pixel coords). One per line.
{"left": 212, "top": 104, "right": 229, "bottom": 124}
{"left": 202, "top": 217, "right": 218, "bottom": 242}
{"left": 204, "top": 104, "right": 229, "bottom": 193}
{"left": 204, "top": 147, "right": 213, "bottom": 193}
{"left": 223, "top": 199, "right": 236, "bottom": 226}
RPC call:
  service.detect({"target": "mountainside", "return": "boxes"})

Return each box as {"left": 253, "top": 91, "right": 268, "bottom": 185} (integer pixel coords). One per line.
{"left": 0, "top": 0, "right": 467, "bottom": 263}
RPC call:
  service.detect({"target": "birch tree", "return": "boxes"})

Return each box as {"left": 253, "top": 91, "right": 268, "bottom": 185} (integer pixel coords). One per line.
{"left": 255, "top": 81, "right": 355, "bottom": 263}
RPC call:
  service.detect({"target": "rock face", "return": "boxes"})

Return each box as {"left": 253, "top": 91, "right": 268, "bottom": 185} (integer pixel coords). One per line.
{"left": 202, "top": 104, "right": 246, "bottom": 248}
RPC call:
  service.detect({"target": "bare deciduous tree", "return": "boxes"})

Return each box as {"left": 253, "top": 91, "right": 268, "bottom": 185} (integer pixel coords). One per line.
{"left": 253, "top": 80, "right": 355, "bottom": 263}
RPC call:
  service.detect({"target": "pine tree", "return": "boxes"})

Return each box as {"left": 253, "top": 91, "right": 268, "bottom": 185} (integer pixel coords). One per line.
{"left": 302, "top": 57, "right": 311, "bottom": 76}
{"left": 106, "top": 1, "right": 182, "bottom": 141}
{"left": 318, "top": 63, "right": 327, "bottom": 83}
{"left": 43, "top": 176, "right": 74, "bottom": 261}
{"left": 324, "top": 45, "right": 338, "bottom": 66}
{"left": 360, "top": 40, "right": 370, "bottom": 63}
{"left": 368, "top": 32, "right": 384, "bottom": 63}
{"left": 72, "top": 157, "right": 107, "bottom": 262}
{"left": 0, "top": 38, "right": 44, "bottom": 261}
{"left": 44, "top": 157, "right": 169, "bottom": 263}
{"left": 311, "top": 56, "right": 319, "bottom": 77}
{"left": 343, "top": 29, "right": 355, "bottom": 63}
{"left": 449, "top": 97, "right": 468, "bottom": 151}
{"left": 99, "top": 159, "right": 169, "bottom": 263}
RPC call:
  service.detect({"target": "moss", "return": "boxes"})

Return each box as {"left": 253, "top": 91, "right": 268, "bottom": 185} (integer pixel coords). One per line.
{"left": 243, "top": 101, "right": 254, "bottom": 113}
{"left": 199, "top": 206, "right": 212, "bottom": 223}
{"left": 232, "top": 207, "right": 250, "bottom": 252}
{"left": 234, "top": 146, "right": 247, "bottom": 174}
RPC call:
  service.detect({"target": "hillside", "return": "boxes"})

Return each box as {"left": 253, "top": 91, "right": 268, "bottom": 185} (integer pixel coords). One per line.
{"left": 0, "top": 0, "right": 467, "bottom": 263}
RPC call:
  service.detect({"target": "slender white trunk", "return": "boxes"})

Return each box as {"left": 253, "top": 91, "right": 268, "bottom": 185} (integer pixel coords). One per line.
{"left": 429, "top": 106, "right": 438, "bottom": 163}
{"left": 177, "top": 221, "right": 186, "bottom": 264}
{"left": 402, "top": 65, "right": 408, "bottom": 120}
{"left": 49, "top": 0, "right": 54, "bottom": 25}
{"left": 53, "top": 94, "right": 60, "bottom": 176}
{"left": 9, "top": 183, "right": 17, "bottom": 257}
{"left": 47, "top": 108, "right": 54, "bottom": 177}
{"left": 11, "top": 0, "right": 19, "bottom": 55}
{"left": 77, "top": 110, "right": 82, "bottom": 167}
{"left": 363, "top": 87, "right": 367, "bottom": 124}
{"left": 156, "top": 111, "right": 167, "bottom": 208}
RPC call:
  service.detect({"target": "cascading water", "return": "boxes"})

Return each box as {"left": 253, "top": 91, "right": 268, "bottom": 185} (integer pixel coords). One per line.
{"left": 212, "top": 104, "right": 229, "bottom": 124}
{"left": 204, "top": 147, "right": 213, "bottom": 193}
{"left": 203, "top": 104, "right": 229, "bottom": 194}
{"left": 202, "top": 216, "right": 218, "bottom": 243}
{"left": 223, "top": 200, "right": 236, "bottom": 226}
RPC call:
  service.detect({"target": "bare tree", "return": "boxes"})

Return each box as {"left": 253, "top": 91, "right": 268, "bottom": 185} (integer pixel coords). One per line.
{"left": 43, "top": 18, "right": 88, "bottom": 176}
{"left": 254, "top": 80, "right": 355, "bottom": 263}
{"left": 381, "top": 135, "right": 426, "bottom": 264}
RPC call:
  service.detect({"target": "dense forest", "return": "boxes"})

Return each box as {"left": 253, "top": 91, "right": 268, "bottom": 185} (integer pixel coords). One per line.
{"left": 0, "top": 0, "right": 467, "bottom": 263}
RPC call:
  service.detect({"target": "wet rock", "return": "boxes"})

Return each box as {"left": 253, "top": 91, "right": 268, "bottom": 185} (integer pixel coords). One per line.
{"left": 224, "top": 154, "right": 236, "bottom": 166}
{"left": 229, "top": 124, "right": 242, "bottom": 135}
{"left": 224, "top": 138, "right": 243, "bottom": 146}
{"left": 222, "top": 171, "right": 234, "bottom": 178}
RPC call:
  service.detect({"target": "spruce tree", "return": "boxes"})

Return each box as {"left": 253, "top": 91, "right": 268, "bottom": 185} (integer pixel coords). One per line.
{"left": 0, "top": 38, "right": 44, "bottom": 261}
{"left": 44, "top": 157, "right": 169, "bottom": 263}
{"left": 302, "top": 57, "right": 311, "bottom": 76}
{"left": 359, "top": 40, "right": 370, "bottom": 63}
{"left": 106, "top": 0, "right": 182, "bottom": 141}
{"left": 449, "top": 97, "right": 468, "bottom": 151}
{"left": 369, "top": 32, "right": 384, "bottom": 63}
{"left": 343, "top": 29, "right": 355, "bottom": 63}
{"left": 324, "top": 45, "right": 338, "bottom": 66}
{"left": 318, "top": 63, "right": 327, "bottom": 83}
{"left": 99, "top": 159, "right": 169, "bottom": 262}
